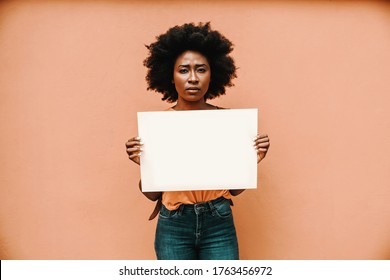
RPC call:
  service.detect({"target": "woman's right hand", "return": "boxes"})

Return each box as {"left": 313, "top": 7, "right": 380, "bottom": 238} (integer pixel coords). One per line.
{"left": 125, "top": 136, "right": 143, "bottom": 165}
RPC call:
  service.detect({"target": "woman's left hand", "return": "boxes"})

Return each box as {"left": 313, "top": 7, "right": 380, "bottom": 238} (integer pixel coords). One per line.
{"left": 254, "top": 134, "right": 270, "bottom": 163}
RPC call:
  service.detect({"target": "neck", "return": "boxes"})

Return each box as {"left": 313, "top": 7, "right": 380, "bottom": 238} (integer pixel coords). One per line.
{"left": 173, "top": 99, "right": 211, "bottom": 111}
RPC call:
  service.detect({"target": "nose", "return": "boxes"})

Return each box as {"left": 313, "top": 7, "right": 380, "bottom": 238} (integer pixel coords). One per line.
{"left": 188, "top": 70, "right": 199, "bottom": 83}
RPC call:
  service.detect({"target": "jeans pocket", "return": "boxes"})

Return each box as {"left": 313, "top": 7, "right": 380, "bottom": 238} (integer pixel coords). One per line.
{"left": 159, "top": 205, "right": 179, "bottom": 219}
{"left": 213, "top": 199, "right": 232, "bottom": 219}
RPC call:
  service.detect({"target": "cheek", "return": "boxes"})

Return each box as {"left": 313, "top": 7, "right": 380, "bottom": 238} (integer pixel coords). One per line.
{"left": 204, "top": 72, "right": 211, "bottom": 83}
{"left": 203, "top": 75, "right": 211, "bottom": 88}
{"left": 173, "top": 74, "right": 184, "bottom": 87}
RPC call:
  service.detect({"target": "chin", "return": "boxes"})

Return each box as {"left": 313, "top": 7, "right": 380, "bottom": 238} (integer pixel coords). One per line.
{"left": 184, "top": 95, "right": 203, "bottom": 102}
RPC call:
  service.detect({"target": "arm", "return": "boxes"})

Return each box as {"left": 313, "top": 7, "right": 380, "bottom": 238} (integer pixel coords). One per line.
{"left": 230, "top": 189, "right": 245, "bottom": 196}
{"left": 138, "top": 180, "right": 162, "bottom": 201}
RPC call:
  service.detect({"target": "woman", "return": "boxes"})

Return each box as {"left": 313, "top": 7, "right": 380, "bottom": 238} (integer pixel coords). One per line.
{"left": 126, "top": 22, "right": 270, "bottom": 260}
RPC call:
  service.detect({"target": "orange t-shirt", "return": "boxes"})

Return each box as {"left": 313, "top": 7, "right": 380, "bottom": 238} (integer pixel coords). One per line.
{"left": 162, "top": 190, "right": 232, "bottom": 210}
{"left": 162, "top": 106, "right": 232, "bottom": 210}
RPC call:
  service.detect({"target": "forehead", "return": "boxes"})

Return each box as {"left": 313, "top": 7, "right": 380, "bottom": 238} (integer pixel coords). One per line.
{"left": 174, "top": 50, "right": 209, "bottom": 66}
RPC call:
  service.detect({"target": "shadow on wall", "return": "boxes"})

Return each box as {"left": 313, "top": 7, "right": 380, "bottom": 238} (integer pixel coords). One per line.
{"left": 0, "top": 236, "right": 11, "bottom": 259}
{"left": 382, "top": 243, "right": 390, "bottom": 260}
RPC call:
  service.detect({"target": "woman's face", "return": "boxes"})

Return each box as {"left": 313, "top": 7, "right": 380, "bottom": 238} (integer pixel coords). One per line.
{"left": 173, "top": 50, "right": 211, "bottom": 104}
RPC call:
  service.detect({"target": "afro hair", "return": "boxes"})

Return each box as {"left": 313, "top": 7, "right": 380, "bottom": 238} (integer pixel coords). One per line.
{"left": 143, "top": 22, "right": 237, "bottom": 102}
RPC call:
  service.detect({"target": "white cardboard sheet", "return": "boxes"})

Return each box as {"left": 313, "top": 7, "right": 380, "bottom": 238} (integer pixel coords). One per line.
{"left": 137, "top": 108, "right": 258, "bottom": 192}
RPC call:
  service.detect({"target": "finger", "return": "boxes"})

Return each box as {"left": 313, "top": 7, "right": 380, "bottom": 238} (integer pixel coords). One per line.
{"left": 126, "top": 138, "right": 142, "bottom": 144}
{"left": 254, "top": 142, "right": 269, "bottom": 150}
{"left": 125, "top": 140, "right": 143, "bottom": 148}
{"left": 254, "top": 137, "right": 269, "bottom": 144}
{"left": 129, "top": 153, "right": 142, "bottom": 159}
{"left": 126, "top": 136, "right": 142, "bottom": 142}
{"left": 256, "top": 142, "right": 270, "bottom": 148}
{"left": 129, "top": 136, "right": 141, "bottom": 141}
{"left": 256, "top": 148, "right": 268, "bottom": 153}
{"left": 254, "top": 134, "right": 268, "bottom": 139}
{"left": 254, "top": 139, "right": 268, "bottom": 146}
{"left": 126, "top": 147, "right": 143, "bottom": 154}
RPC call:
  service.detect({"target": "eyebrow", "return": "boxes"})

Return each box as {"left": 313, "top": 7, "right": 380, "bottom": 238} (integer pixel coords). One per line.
{"left": 178, "top": 63, "right": 208, "bottom": 68}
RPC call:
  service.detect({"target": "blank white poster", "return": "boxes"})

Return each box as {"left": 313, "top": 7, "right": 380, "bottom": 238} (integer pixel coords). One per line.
{"left": 137, "top": 108, "right": 258, "bottom": 192}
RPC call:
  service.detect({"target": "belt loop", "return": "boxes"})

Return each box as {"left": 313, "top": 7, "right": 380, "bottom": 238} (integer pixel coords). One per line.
{"left": 207, "top": 199, "right": 217, "bottom": 216}
{"left": 177, "top": 204, "right": 184, "bottom": 216}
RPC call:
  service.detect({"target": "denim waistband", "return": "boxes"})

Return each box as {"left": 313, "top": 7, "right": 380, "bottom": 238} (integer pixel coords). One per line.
{"left": 177, "top": 196, "right": 228, "bottom": 215}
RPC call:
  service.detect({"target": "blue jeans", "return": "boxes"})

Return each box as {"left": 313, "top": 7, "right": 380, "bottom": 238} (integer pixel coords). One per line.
{"left": 154, "top": 196, "right": 239, "bottom": 260}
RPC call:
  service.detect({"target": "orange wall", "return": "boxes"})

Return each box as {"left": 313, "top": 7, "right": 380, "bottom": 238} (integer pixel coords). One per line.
{"left": 1, "top": 0, "right": 390, "bottom": 259}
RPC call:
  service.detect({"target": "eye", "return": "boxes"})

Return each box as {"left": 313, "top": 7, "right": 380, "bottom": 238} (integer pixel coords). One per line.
{"left": 178, "top": 68, "right": 188, "bottom": 74}
{"left": 197, "top": 68, "right": 207, "bottom": 73}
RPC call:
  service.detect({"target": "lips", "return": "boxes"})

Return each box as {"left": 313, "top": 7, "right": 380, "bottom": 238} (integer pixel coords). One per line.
{"left": 186, "top": 87, "right": 200, "bottom": 91}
